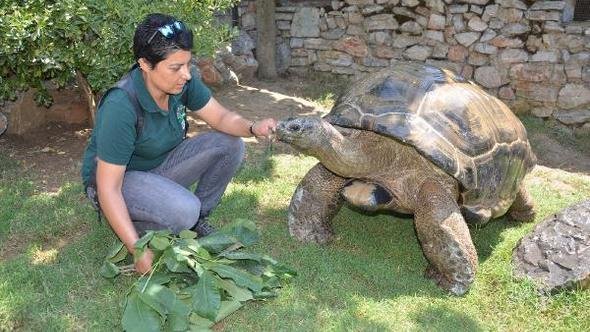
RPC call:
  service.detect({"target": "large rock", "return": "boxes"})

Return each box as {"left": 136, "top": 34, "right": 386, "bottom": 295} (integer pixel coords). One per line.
{"left": 513, "top": 200, "right": 590, "bottom": 293}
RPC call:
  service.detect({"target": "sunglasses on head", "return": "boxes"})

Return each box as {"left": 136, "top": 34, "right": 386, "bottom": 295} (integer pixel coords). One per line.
{"left": 147, "top": 20, "right": 185, "bottom": 44}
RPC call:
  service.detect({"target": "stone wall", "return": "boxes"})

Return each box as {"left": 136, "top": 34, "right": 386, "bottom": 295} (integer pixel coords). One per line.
{"left": 1, "top": 87, "right": 88, "bottom": 135}
{"left": 236, "top": 0, "right": 590, "bottom": 127}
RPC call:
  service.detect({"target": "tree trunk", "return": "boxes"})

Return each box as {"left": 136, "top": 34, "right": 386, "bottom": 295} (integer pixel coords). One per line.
{"left": 256, "top": 0, "right": 277, "bottom": 79}
{"left": 75, "top": 70, "right": 97, "bottom": 127}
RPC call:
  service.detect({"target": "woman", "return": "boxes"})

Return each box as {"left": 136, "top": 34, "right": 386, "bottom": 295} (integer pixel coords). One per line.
{"left": 81, "top": 13, "right": 276, "bottom": 273}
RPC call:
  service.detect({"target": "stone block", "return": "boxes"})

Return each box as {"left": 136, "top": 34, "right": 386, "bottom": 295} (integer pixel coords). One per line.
{"left": 364, "top": 14, "right": 399, "bottom": 31}
{"left": 558, "top": 84, "right": 590, "bottom": 109}
{"left": 291, "top": 8, "right": 321, "bottom": 37}
{"left": 403, "top": 45, "right": 433, "bottom": 60}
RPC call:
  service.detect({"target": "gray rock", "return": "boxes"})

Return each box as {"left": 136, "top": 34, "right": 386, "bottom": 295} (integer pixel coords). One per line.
{"left": 455, "top": 0, "right": 489, "bottom": 5}
{"left": 531, "top": 50, "right": 560, "bottom": 63}
{"left": 364, "top": 14, "right": 399, "bottom": 31}
{"left": 392, "top": 34, "right": 421, "bottom": 48}
{"left": 468, "top": 16, "right": 488, "bottom": 31}
{"left": 403, "top": 45, "right": 433, "bottom": 61}
{"left": 474, "top": 43, "right": 498, "bottom": 54}
{"left": 502, "top": 23, "right": 531, "bottom": 36}
{"left": 499, "top": 48, "right": 529, "bottom": 63}
{"left": 558, "top": 84, "right": 590, "bottom": 109}
{"left": 526, "top": 11, "right": 562, "bottom": 22}
{"left": 449, "top": 4, "right": 469, "bottom": 14}
{"left": 231, "top": 30, "right": 256, "bottom": 56}
{"left": 400, "top": 21, "right": 423, "bottom": 35}
{"left": 291, "top": 8, "right": 321, "bottom": 37}
{"left": 474, "top": 66, "right": 507, "bottom": 88}
{"left": 455, "top": 32, "right": 480, "bottom": 47}
{"left": 428, "top": 13, "right": 447, "bottom": 30}
{"left": 496, "top": 0, "right": 527, "bottom": 10}
{"left": 530, "top": 1, "right": 566, "bottom": 11}
{"left": 554, "top": 110, "right": 590, "bottom": 125}
{"left": 425, "top": 0, "right": 445, "bottom": 13}
{"left": 276, "top": 41, "right": 291, "bottom": 74}
{"left": 513, "top": 199, "right": 590, "bottom": 293}
{"left": 0, "top": 112, "right": 7, "bottom": 136}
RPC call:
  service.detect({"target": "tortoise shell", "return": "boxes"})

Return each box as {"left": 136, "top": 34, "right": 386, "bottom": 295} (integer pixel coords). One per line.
{"left": 324, "top": 62, "right": 536, "bottom": 223}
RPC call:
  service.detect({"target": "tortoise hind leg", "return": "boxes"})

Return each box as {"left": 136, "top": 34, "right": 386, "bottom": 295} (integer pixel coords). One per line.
{"left": 288, "top": 163, "right": 347, "bottom": 244}
{"left": 507, "top": 185, "right": 536, "bottom": 222}
{"left": 414, "top": 179, "right": 478, "bottom": 296}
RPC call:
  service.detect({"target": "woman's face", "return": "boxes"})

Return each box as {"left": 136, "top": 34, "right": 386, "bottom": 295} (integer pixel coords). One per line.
{"left": 143, "top": 50, "right": 192, "bottom": 96}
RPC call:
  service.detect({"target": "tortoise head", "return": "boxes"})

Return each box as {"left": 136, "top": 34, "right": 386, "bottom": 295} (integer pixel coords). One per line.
{"left": 276, "top": 116, "right": 342, "bottom": 154}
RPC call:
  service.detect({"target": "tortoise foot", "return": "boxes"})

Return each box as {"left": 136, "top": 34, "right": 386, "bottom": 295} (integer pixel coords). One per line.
{"left": 424, "top": 265, "right": 471, "bottom": 296}
{"left": 509, "top": 208, "right": 536, "bottom": 223}
{"left": 508, "top": 186, "right": 536, "bottom": 223}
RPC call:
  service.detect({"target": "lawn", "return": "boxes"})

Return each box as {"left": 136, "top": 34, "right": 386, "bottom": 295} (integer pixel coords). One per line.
{"left": 1, "top": 80, "right": 589, "bottom": 331}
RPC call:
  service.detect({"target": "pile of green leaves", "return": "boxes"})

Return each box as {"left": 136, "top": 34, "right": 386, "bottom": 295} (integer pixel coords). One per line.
{"left": 101, "top": 219, "right": 296, "bottom": 332}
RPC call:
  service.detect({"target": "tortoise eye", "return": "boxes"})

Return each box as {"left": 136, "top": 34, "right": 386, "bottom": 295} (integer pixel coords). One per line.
{"left": 288, "top": 124, "right": 301, "bottom": 132}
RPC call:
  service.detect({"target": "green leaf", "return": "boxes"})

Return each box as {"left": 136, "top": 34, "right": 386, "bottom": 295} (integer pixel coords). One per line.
{"left": 106, "top": 241, "right": 129, "bottom": 263}
{"left": 122, "top": 291, "right": 161, "bottom": 332}
{"left": 221, "top": 218, "right": 259, "bottom": 246}
{"left": 188, "top": 313, "right": 214, "bottom": 329}
{"left": 135, "top": 231, "right": 154, "bottom": 251}
{"left": 206, "top": 263, "right": 263, "bottom": 292}
{"left": 215, "top": 300, "right": 242, "bottom": 322}
{"left": 179, "top": 229, "right": 197, "bottom": 239}
{"left": 99, "top": 261, "right": 119, "bottom": 279}
{"left": 192, "top": 271, "right": 221, "bottom": 322}
{"left": 163, "top": 249, "right": 192, "bottom": 274}
{"left": 138, "top": 283, "right": 177, "bottom": 318}
{"left": 150, "top": 235, "right": 171, "bottom": 251}
{"left": 217, "top": 278, "right": 253, "bottom": 302}
{"left": 164, "top": 300, "right": 190, "bottom": 332}
{"left": 198, "top": 233, "right": 238, "bottom": 254}
{"left": 219, "top": 251, "right": 262, "bottom": 262}
{"left": 137, "top": 272, "right": 171, "bottom": 290}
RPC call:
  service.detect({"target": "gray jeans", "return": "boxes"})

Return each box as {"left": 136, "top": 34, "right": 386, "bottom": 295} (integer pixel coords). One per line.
{"left": 121, "top": 131, "right": 244, "bottom": 234}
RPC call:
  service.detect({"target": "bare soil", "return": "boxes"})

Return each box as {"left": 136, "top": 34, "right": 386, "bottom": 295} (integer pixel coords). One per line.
{"left": 1, "top": 77, "right": 589, "bottom": 193}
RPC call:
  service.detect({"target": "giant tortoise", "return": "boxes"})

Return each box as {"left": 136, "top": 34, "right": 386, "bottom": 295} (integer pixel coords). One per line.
{"left": 276, "top": 62, "right": 536, "bottom": 295}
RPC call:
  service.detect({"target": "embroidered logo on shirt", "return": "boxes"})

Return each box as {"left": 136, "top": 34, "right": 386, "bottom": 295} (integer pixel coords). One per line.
{"left": 176, "top": 105, "right": 187, "bottom": 131}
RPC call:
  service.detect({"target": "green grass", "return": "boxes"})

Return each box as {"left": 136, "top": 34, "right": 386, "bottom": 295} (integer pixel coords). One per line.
{"left": 1, "top": 121, "right": 590, "bottom": 331}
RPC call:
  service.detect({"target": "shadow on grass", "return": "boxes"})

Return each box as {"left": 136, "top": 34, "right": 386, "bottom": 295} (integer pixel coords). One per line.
{"left": 412, "top": 306, "right": 484, "bottom": 331}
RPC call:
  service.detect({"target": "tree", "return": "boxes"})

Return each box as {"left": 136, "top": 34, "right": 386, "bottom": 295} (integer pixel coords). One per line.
{"left": 255, "top": 0, "right": 277, "bottom": 79}
{"left": 0, "top": 0, "right": 238, "bottom": 125}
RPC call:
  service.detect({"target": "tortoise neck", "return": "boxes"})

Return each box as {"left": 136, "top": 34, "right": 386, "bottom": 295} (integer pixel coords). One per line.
{"left": 313, "top": 127, "right": 373, "bottom": 177}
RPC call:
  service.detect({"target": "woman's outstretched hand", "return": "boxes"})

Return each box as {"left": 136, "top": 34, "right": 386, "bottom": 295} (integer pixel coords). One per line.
{"left": 252, "top": 118, "right": 277, "bottom": 138}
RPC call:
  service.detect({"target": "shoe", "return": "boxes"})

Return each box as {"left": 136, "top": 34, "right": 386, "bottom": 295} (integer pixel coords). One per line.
{"left": 192, "top": 216, "right": 216, "bottom": 237}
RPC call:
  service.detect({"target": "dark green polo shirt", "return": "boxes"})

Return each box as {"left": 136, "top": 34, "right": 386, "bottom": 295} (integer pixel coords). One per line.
{"left": 81, "top": 66, "right": 211, "bottom": 186}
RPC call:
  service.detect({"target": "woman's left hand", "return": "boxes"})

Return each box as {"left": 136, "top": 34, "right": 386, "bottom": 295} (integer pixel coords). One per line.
{"left": 251, "top": 118, "right": 277, "bottom": 138}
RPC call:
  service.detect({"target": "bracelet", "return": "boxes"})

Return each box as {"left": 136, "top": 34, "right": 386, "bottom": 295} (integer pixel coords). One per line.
{"left": 249, "top": 121, "right": 256, "bottom": 136}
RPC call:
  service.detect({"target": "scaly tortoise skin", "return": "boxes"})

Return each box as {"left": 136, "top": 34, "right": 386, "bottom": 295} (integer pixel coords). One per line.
{"left": 276, "top": 62, "right": 536, "bottom": 295}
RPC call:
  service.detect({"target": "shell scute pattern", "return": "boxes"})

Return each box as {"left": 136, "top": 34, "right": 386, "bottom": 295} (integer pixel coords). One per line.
{"left": 324, "top": 63, "right": 536, "bottom": 222}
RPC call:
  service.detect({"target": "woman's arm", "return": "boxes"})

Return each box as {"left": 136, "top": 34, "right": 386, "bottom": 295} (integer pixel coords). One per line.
{"left": 96, "top": 159, "right": 153, "bottom": 273}
{"left": 195, "top": 97, "right": 276, "bottom": 137}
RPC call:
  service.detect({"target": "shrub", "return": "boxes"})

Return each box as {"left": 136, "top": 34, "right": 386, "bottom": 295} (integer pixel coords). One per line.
{"left": 0, "top": 0, "right": 237, "bottom": 116}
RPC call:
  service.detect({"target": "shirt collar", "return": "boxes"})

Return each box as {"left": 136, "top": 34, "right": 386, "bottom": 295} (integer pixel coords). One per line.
{"left": 131, "top": 66, "right": 168, "bottom": 115}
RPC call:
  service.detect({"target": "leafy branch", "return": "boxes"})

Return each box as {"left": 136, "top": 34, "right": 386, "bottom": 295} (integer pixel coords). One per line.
{"left": 101, "top": 219, "right": 296, "bottom": 332}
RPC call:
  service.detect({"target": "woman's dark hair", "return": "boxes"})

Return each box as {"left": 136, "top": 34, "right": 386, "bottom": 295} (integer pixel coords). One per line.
{"left": 133, "top": 13, "right": 193, "bottom": 68}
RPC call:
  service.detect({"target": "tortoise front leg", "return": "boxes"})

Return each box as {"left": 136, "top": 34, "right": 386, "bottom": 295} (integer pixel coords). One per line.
{"left": 288, "top": 163, "right": 347, "bottom": 244}
{"left": 414, "top": 179, "right": 478, "bottom": 296}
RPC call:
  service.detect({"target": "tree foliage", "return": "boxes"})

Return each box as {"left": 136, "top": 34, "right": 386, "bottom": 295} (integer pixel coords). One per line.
{"left": 0, "top": 0, "right": 238, "bottom": 107}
